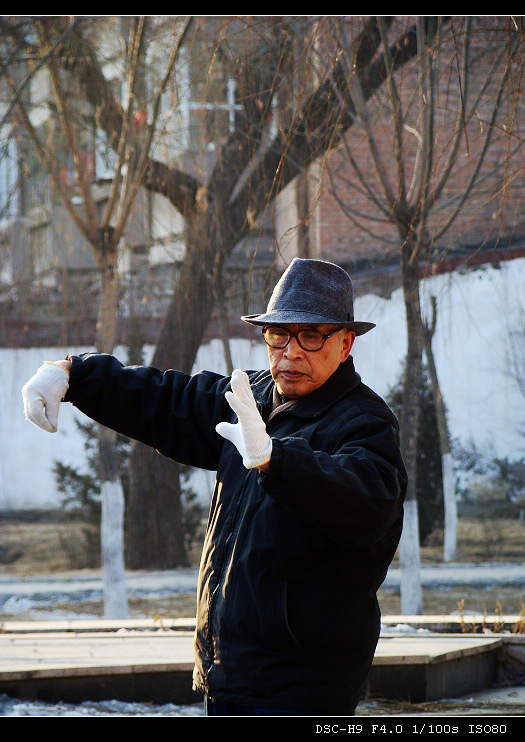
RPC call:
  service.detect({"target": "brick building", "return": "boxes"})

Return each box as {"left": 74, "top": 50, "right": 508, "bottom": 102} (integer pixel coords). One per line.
{"left": 0, "top": 16, "right": 522, "bottom": 348}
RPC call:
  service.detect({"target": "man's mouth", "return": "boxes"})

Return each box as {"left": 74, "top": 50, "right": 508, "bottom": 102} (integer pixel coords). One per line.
{"left": 279, "top": 368, "right": 305, "bottom": 379}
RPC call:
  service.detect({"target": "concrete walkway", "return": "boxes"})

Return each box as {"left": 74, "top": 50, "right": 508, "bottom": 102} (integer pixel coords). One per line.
{"left": 1, "top": 566, "right": 524, "bottom": 717}
{"left": 1, "top": 562, "right": 524, "bottom": 604}
{"left": 384, "top": 562, "right": 525, "bottom": 589}
{"left": 0, "top": 568, "right": 200, "bottom": 603}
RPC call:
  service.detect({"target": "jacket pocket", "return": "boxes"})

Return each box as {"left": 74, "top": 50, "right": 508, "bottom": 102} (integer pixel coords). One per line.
{"left": 222, "top": 572, "right": 303, "bottom": 655}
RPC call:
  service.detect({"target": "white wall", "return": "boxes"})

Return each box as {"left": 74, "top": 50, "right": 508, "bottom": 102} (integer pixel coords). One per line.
{"left": 1, "top": 339, "right": 268, "bottom": 510}
{"left": 351, "top": 258, "right": 525, "bottom": 459}
{"left": 2, "top": 259, "right": 524, "bottom": 510}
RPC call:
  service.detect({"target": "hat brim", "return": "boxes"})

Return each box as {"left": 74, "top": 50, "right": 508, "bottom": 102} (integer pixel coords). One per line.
{"left": 241, "top": 310, "right": 375, "bottom": 336}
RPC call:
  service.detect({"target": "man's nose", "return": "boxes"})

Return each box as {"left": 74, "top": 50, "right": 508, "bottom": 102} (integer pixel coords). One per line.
{"left": 283, "top": 336, "right": 304, "bottom": 357}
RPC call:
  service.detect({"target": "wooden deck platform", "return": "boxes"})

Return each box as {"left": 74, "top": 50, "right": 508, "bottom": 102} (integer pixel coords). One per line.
{"left": 0, "top": 618, "right": 521, "bottom": 706}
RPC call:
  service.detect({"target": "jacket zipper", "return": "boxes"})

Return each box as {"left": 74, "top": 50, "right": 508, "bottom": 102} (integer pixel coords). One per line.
{"left": 205, "top": 469, "right": 251, "bottom": 689}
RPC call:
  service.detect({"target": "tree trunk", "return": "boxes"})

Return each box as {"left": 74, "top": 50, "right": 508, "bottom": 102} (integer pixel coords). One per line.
{"left": 441, "top": 451, "right": 456, "bottom": 562}
{"left": 98, "top": 425, "right": 128, "bottom": 618}
{"left": 214, "top": 279, "right": 234, "bottom": 376}
{"left": 126, "top": 443, "right": 188, "bottom": 569}
{"left": 398, "top": 240, "right": 423, "bottom": 615}
{"left": 92, "top": 17, "right": 444, "bottom": 570}
{"left": 95, "top": 234, "right": 128, "bottom": 617}
{"left": 125, "top": 216, "right": 220, "bottom": 568}
{"left": 422, "top": 297, "right": 457, "bottom": 562}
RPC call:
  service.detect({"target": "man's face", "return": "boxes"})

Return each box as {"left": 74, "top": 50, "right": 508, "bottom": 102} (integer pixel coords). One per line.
{"left": 267, "top": 324, "right": 356, "bottom": 399}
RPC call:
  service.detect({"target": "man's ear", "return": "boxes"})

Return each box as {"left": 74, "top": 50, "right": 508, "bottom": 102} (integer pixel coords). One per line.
{"left": 341, "top": 330, "right": 356, "bottom": 362}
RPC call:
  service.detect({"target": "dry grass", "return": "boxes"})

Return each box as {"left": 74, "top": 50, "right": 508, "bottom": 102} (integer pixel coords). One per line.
{"left": 431, "top": 518, "right": 523, "bottom": 564}
{"left": 0, "top": 515, "right": 524, "bottom": 621}
{"left": 378, "top": 583, "right": 525, "bottom": 619}
{"left": 390, "top": 517, "right": 525, "bottom": 566}
{"left": 2, "top": 516, "right": 524, "bottom": 576}
{"left": 379, "top": 517, "right": 525, "bottom": 618}
{"left": 0, "top": 519, "right": 100, "bottom": 576}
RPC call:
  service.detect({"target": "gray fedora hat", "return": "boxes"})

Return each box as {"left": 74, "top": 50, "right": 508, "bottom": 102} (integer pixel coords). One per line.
{"left": 241, "top": 258, "right": 375, "bottom": 336}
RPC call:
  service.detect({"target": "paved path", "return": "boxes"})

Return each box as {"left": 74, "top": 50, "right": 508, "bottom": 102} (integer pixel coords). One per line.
{"left": 0, "top": 568, "right": 199, "bottom": 603}
{"left": 1, "top": 562, "right": 524, "bottom": 605}
{"left": 383, "top": 561, "right": 525, "bottom": 588}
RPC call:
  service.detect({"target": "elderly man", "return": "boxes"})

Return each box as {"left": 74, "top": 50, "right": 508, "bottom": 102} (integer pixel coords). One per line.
{"left": 22, "top": 258, "right": 406, "bottom": 716}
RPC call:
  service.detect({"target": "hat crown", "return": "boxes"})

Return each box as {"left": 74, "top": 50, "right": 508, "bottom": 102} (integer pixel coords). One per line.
{"left": 267, "top": 258, "right": 354, "bottom": 323}
{"left": 241, "top": 258, "right": 375, "bottom": 335}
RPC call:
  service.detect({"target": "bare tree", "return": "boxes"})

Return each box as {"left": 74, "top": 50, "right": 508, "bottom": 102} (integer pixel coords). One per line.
{"left": 1, "top": 16, "right": 187, "bottom": 615}
{"left": 422, "top": 297, "right": 456, "bottom": 561}
{"left": 324, "top": 17, "right": 523, "bottom": 611}
{"left": 52, "top": 16, "right": 448, "bottom": 568}
{"left": 2, "top": 17, "right": 450, "bottom": 570}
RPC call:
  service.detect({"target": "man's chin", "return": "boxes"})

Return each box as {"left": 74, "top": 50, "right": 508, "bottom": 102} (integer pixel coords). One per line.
{"left": 276, "top": 375, "right": 311, "bottom": 399}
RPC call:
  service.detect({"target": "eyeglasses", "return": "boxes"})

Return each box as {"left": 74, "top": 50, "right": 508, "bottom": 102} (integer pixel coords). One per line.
{"left": 262, "top": 326, "right": 344, "bottom": 352}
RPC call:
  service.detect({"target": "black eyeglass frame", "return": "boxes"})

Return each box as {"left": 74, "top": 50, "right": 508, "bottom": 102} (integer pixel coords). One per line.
{"left": 262, "top": 325, "right": 344, "bottom": 352}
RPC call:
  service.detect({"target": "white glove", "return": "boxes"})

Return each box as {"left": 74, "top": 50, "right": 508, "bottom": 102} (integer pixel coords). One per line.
{"left": 216, "top": 369, "right": 272, "bottom": 470}
{"left": 22, "top": 362, "right": 70, "bottom": 433}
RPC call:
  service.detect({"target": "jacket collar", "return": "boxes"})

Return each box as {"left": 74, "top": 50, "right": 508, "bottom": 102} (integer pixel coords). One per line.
{"left": 251, "top": 357, "right": 361, "bottom": 419}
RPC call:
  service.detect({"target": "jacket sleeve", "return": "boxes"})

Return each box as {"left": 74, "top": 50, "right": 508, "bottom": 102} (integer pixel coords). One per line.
{"left": 259, "top": 409, "right": 407, "bottom": 547}
{"left": 64, "top": 352, "right": 229, "bottom": 470}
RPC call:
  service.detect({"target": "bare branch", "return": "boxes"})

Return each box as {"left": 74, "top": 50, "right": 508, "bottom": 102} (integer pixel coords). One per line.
{"left": 377, "top": 17, "right": 408, "bottom": 215}
{"left": 38, "top": 23, "right": 100, "bottom": 240}
{"left": 113, "top": 17, "right": 191, "bottom": 243}
{"left": 102, "top": 16, "right": 148, "bottom": 234}
{"left": 426, "top": 17, "right": 471, "bottom": 205}
{"left": 0, "top": 18, "right": 80, "bottom": 129}
{"left": 41, "top": 16, "right": 201, "bottom": 219}
{"left": 5, "top": 74, "right": 93, "bottom": 243}
{"left": 432, "top": 28, "right": 523, "bottom": 243}
{"left": 236, "top": 17, "right": 445, "bottom": 223}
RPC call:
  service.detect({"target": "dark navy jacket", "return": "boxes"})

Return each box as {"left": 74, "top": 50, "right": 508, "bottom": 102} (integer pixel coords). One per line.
{"left": 65, "top": 352, "right": 406, "bottom": 714}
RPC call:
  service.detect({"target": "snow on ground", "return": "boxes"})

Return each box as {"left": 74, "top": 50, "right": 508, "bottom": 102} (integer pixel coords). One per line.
{"left": 0, "top": 694, "right": 204, "bottom": 716}
{"left": 2, "top": 259, "right": 525, "bottom": 510}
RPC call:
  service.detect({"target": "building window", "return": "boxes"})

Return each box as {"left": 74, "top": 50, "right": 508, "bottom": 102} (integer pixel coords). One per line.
{"left": 177, "top": 43, "right": 242, "bottom": 152}
{"left": 0, "top": 134, "right": 18, "bottom": 223}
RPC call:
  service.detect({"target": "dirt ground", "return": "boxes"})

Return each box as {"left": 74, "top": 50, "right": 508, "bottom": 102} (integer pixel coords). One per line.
{"left": 381, "top": 517, "right": 525, "bottom": 618}
{"left": 0, "top": 514, "right": 524, "bottom": 621}
{"left": 1, "top": 514, "right": 524, "bottom": 717}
